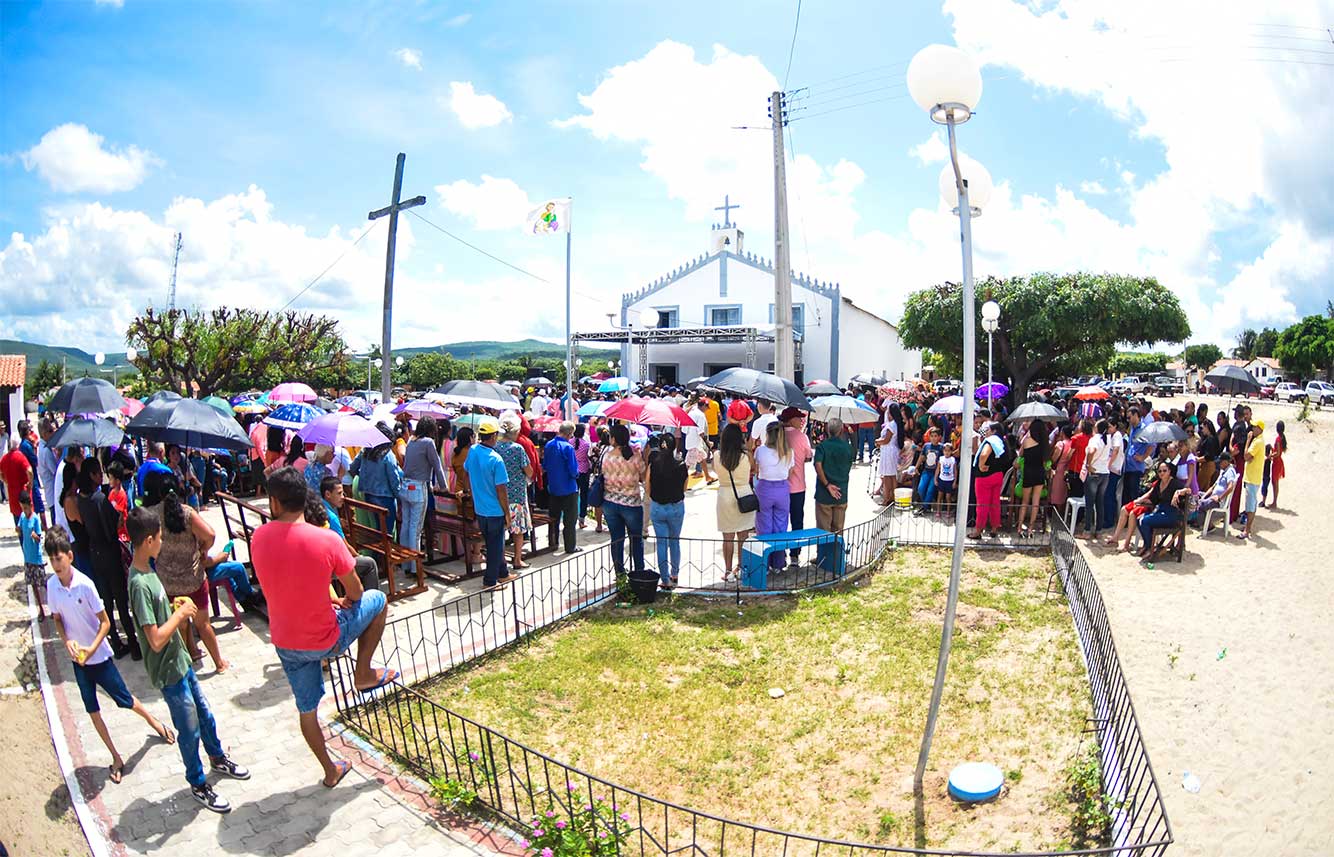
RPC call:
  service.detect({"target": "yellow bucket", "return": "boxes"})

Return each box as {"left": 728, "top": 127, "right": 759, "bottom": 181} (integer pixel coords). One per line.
{"left": 894, "top": 488, "right": 913, "bottom": 509}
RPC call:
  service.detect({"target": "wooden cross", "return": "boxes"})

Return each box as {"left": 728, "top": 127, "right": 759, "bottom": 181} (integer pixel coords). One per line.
{"left": 714, "top": 194, "right": 740, "bottom": 228}
{"left": 368, "top": 153, "right": 426, "bottom": 401}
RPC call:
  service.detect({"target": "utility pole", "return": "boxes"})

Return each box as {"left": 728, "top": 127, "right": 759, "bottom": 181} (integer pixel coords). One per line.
{"left": 167, "top": 232, "right": 182, "bottom": 312}
{"left": 769, "top": 91, "right": 795, "bottom": 380}
{"left": 368, "top": 153, "right": 426, "bottom": 403}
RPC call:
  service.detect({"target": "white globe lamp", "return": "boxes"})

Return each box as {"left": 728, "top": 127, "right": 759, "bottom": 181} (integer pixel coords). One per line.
{"left": 126, "top": 348, "right": 138, "bottom": 362}
{"left": 395, "top": 356, "right": 404, "bottom": 367}
{"left": 95, "top": 352, "right": 106, "bottom": 366}
{"left": 939, "top": 156, "right": 993, "bottom": 214}
{"left": 981, "top": 300, "right": 1001, "bottom": 328}
{"left": 907, "top": 44, "right": 983, "bottom": 124}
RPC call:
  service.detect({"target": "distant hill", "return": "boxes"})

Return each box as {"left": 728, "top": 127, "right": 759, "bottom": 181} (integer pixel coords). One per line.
{"left": 400, "top": 339, "right": 618, "bottom": 362}
{"left": 0, "top": 339, "right": 137, "bottom": 383}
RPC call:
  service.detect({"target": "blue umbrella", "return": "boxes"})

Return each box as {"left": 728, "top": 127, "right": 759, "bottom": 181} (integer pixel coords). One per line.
{"left": 597, "top": 376, "right": 630, "bottom": 393}
{"left": 336, "top": 395, "right": 372, "bottom": 416}
{"left": 577, "top": 400, "right": 616, "bottom": 419}
{"left": 263, "top": 402, "right": 323, "bottom": 430}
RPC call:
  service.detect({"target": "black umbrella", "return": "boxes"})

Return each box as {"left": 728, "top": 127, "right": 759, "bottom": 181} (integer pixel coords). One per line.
{"left": 1005, "top": 402, "right": 1066, "bottom": 423}
{"left": 703, "top": 367, "right": 811, "bottom": 411}
{"left": 428, "top": 380, "right": 520, "bottom": 408}
{"left": 1135, "top": 420, "right": 1188, "bottom": 444}
{"left": 524, "top": 376, "right": 554, "bottom": 387}
{"left": 804, "top": 380, "right": 842, "bottom": 396}
{"left": 1204, "top": 365, "right": 1260, "bottom": 395}
{"left": 144, "top": 390, "right": 184, "bottom": 406}
{"left": 685, "top": 376, "right": 711, "bottom": 391}
{"left": 48, "top": 378, "right": 126, "bottom": 415}
{"left": 850, "top": 372, "right": 888, "bottom": 386}
{"left": 125, "top": 398, "right": 252, "bottom": 451}
{"left": 47, "top": 417, "right": 125, "bottom": 449}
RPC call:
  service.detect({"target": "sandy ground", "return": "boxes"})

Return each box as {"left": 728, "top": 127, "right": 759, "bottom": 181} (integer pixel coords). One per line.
{"left": 0, "top": 533, "right": 93, "bottom": 857}
{"left": 1079, "top": 395, "right": 1334, "bottom": 855}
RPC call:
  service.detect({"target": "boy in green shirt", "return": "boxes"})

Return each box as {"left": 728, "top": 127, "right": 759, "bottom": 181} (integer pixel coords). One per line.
{"left": 126, "top": 507, "right": 249, "bottom": 813}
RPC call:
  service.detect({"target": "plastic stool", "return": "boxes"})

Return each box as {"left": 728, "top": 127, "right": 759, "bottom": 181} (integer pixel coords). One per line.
{"left": 209, "top": 579, "right": 243, "bottom": 630}
{"left": 1064, "top": 496, "right": 1085, "bottom": 530}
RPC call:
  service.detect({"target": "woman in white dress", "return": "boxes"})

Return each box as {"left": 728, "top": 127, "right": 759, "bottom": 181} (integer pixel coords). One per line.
{"left": 875, "top": 403, "right": 903, "bottom": 504}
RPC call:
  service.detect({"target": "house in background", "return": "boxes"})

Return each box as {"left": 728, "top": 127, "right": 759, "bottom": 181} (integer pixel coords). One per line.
{"left": 1246, "top": 356, "right": 1284, "bottom": 383}
{"left": 0, "top": 355, "right": 27, "bottom": 434}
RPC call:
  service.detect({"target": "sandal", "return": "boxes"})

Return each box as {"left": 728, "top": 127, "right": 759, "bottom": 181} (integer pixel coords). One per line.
{"left": 355, "top": 667, "right": 400, "bottom": 694}
{"left": 323, "top": 759, "right": 352, "bottom": 788}
{"left": 154, "top": 723, "right": 176, "bottom": 745}
{"left": 109, "top": 763, "right": 124, "bottom": 785}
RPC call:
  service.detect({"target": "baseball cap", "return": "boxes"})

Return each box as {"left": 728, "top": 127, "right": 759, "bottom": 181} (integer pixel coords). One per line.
{"left": 1253, "top": 419, "right": 1265, "bottom": 431}
{"left": 779, "top": 406, "right": 805, "bottom": 422}
{"left": 727, "top": 399, "right": 752, "bottom": 422}
{"left": 475, "top": 417, "right": 501, "bottom": 436}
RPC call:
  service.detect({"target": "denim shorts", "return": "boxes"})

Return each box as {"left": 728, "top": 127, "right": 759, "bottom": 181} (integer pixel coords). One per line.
{"left": 72, "top": 658, "right": 135, "bottom": 714}
{"left": 1244, "top": 482, "right": 1260, "bottom": 514}
{"left": 275, "top": 589, "right": 387, "bottom": 713}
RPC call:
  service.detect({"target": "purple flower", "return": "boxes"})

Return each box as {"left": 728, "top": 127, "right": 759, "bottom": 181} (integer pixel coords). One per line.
{"left": 519, "top": 839, "right": 530, "bottom": 849}
{"left": 619, "top": 813, "right": 630, "bottom": 821}
{"left": 541, "top": 849, "right": 554, "bottom": 857}
{"left": 567, "top": 782, "right": 578, "bottom": 791}
{"left": 545, "top": 810, "right": 555, "bottom": 818}
{"left": 532, "top": 821, "right": 541, "bottom": 829}
{"left": 534, "top": 829, "right": 544, "bottom": 837}
{"left": 468, "top": 751, "right": 479, "bottom": 762}
{"left": 555, "top": 821, "right": 566, "bottom": 830}
{"left": 584, "top": 804, "right": 593, "bottom": 811}
{"left": 598, "top": 831, "right": 607, "bottom": 839}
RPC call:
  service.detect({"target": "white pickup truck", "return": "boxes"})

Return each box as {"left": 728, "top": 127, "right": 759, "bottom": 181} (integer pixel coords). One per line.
{"left": 1111, "top": 376, "right": 1151, "bottom": 395}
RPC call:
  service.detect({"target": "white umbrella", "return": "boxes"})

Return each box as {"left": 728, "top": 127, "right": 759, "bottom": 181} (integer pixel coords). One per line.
{"left": 928, "top": 395, "right": 965, "bottom": 415}
{"left": 807, "top": 395, "right": 880, "bottom": 425}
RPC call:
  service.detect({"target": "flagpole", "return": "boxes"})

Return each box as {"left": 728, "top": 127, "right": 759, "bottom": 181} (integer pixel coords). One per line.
{"left": 564, "top": 224, "right": 574, "bottom": 421}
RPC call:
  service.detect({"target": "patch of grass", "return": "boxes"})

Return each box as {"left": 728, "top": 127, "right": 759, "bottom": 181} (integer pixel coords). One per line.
{"left": 370, "top": 549, "right": 1091, "bottom": 851}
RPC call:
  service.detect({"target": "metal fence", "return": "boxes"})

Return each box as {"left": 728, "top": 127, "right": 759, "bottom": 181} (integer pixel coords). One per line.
{"left": 330, "top": 505, "right": 1172, "bottom": 857}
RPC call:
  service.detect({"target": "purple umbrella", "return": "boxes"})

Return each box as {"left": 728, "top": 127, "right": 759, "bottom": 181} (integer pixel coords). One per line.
{"left": 391, "top": 400, "right": 453, "bottom": 418}
{"left": 976, "top": 382, "right": 1009, "bottom": 400}
{"left": 296, "top": 412, "right": 391, "bottom": 448}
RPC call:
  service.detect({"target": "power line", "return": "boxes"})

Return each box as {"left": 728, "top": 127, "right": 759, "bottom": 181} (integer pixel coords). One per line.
{"left": 785, "top": 122, "right": 813, "bottom": 274}
{"left": 281, "top": 218, "right": 381, "bottom": 310}
{"left": 781, "top": 0, "right": 802, "bottom": 90}
{"left": 787, "top": 92, "right": 913, "bottom": 122}
{"left": 407, "top": 209, "right": 551, "bottom": 283}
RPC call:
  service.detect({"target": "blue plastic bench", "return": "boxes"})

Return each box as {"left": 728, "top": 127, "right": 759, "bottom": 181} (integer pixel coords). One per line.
{"left": 740, "top": 528, "right": 846, "bottom": 590}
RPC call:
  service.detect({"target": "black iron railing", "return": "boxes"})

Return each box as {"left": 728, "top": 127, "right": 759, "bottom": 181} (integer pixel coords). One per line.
{"left": 330, "top": 504, "right": 1172, "bottom": 856}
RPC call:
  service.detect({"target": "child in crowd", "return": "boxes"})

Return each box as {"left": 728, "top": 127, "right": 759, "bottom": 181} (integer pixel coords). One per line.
{"left": 44, "top": 527, "right": 175, "bottom": 784}
{"left": 935, "top": 443, "right": 958, "bottom": 517}
{"left": 125, "top": 507, "right": 249, "bottom": 813}
{"left": 18, "top": 490, "right": 47, "bottom": 620}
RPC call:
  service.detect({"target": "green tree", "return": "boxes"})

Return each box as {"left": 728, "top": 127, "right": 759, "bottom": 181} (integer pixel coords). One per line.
{"left": 1182, "top": 343, "right": 1223, "bottom": 371}
{"left": 898, "top": 273, "right": 1190, "bottom": 404}
{"left": 920, "top": 348, "right": 963, "bottom": 380}
{"left": 31, "top": 359, "right": 63, "bottom": 392}
{"left": 404, "top": 352, "right": 471, "bottom": 389}
{"left": 126, "top": 307, "right": 349, "bottom": 397}
{"left": 1232, "top": 328, "right": 1258, "bottom": 360}
{"left": 1107, "top": 352, "right": 1169, "bottom": 377}
{"left": 1274, "top": 315, "right": 1334, "bottom": 381}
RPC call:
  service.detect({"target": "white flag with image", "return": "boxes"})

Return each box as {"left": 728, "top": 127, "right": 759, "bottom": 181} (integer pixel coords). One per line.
{"left": 524, "top": 198, "right": 571, "bottom": 235}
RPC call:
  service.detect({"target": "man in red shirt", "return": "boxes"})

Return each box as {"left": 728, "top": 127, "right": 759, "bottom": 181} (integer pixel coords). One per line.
{"left": 250, "top": 467, "right": 394, "bottom": 787}
{"left": 2, "top": 435, "right": 34, "bottom": 528}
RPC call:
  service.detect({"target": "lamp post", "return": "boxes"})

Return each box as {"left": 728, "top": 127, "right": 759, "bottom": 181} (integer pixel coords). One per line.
{"left": 906, "top": 42, "right": 990, "bottom": 795}
{"left": 982, "top": 300, "right": 1000, "bottom": 412}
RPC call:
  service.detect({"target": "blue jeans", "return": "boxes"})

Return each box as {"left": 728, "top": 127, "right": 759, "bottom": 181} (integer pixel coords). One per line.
{"left": 364, "top": 493, "right": 397, "bottom": 540}
{"left": 1138, "top": 506, "right": 1181, "bottom": 547}
{"left": 1121, "top": 470, "right": 1144, "bottom": 507}
{"left": 917, "top": 470, "right": 937, "bottom": 505}
{"left": 160, "top": 668, "right": 225, "bottom": 787}
{"left": 208, "top": 560, "right": 255, "bottom": 600}
{"left": 649, "top": 500, "right": 684, "bottom": 584}
{"left": 1100, "top": 473, "right": 1121, "bottom": 532}
{"left": 477, "top": 514, "right": 508, "bottom": 585}
{"left": 275, "top": 589, "right": 387, "bottom": 712}
{"left": 398, "top": 478, "right": 428, "bottom": 574}
{"left": 603, "top": 501, "right": 645, "bottom": 574}
{"left": 856, "top": 427, "right": 876, "bottom": 461}
{"left": 1082, "top": 473, "right": 1108, "bottom": 534}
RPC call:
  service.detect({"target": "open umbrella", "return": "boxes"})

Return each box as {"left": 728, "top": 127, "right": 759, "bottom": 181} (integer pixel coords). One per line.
{"left": 201, "top": 395, "right": 233, "bottom": 416}
{"left": 807, "top": 395, "right": 879, "bottom": 425}
{"left": 126, "top": 398, "right": 252, "bottom": 451}
{"left": 530, "top": 415, "right": 563, "bottom": 432}
{"left": 426, "top": 380, "right": 520, "bottom": 410}
{"left": 804, "top": 380, "right": 842, "bottom": 396}
{"left": 603, "top": 398, "right": 693, "bottom": 428}
{"left": 334, "top": 395, "right": 371, "bottom": 417}
{"left": 703, "top": 367, "right": 810, "bottom": 411}
{"left": 850, "top": 372, "right": 888, "bottom": 386}
{"left": 391, "top": 400, "right": 453, "bottom": 419}
{"left": 1073, "top": 386, "right": 1110, "bottom": 400}
{"left": 928, "top": 395, "right": 965, "bottom": 415}
{"left": 263, "top": 402, "right": 323, "bottom": 430}
{"left": 120, "top": 398, "right": 145, "bottom": 418}
{"left": 229, "top": 393, "right": 259, "bottom": 406}
{"left": 1203, "top": 365, "right": 1260, "bottom": 396}
{"left": 1005, "top": 402, "right": 1066, "bottom": 423}
{"left": 314, "top": 396, "right": 339, "bottom": 412}
{"left": 297, "top": 412, "right": 391, "bottom": 448}
{"left": 269, "top": 382, "right": 318, "bottom": 403}
{"left": 683, "top": 376, "right": 711, "bottom": 391}
{"left": 454, "top": 412, "right": 503, "bottom": 431}
{"left": 48, "top": 378, "right": 127, "bottom": 415}
{"left": 577, "top": 400, "right": 616, "bottom": 419}
{"left": 1136, "top": 420, "right": 1189, "bottom": 444}
{"left": 233, "top": 400, "right": 269, "bottom": 415}
{"left": 976, "top": 382, "right": 1009, "bottom": 400}
{"left": 48, "top": 417, "right": 125, "bottom": 449}
{"left": 597, "top": 376, "right": 631, "bottom": 394}
{"left": 524, "top": 376, "right": 554, "bottom": 387}
{"left": 145, "top": 390, "right": 183, "bottom": 406}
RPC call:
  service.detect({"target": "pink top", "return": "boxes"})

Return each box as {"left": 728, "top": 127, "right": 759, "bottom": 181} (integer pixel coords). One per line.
{"left": 785, "top": 426, "right": 813, "bottom": 493}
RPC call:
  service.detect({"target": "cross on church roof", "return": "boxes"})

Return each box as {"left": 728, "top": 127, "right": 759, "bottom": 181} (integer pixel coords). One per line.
{"left": 714, "top": 194, "right": 740, "bottom": 228}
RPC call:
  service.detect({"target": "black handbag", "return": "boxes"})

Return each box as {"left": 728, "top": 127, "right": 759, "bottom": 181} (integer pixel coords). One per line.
{"left": 587, "top": 475, "right": 605, "bottom": 508}
{"left": 728, "top": 467, "right": 759, "bottom": 514}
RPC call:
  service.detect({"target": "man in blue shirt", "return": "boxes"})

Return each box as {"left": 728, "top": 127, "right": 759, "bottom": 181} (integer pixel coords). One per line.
{"left": 543, "top": 422, "right": 581, "bottom": 556}
{"left": 463, "top": 420, "right": 514, "bottom": 587}
{"left": 1121, "top": 405, "right": 1156, "bottom": 506}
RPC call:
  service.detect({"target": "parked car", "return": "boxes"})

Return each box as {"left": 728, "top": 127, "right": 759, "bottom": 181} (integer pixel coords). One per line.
{"left": 1306, "top": 381, "right": 1334, "bottom": 406}
{"left": 1073, "top": 375, "right": 1105, "bottom": 387}
{"left": 1274, "top": 382, "right": 1306, "bottom": 403}
{"left": 1152, "top": 376, "right": 1182, "bottom": 396}
{"left": 1111, "top": 376, "right": 1150, "bottom": 395}
{"left": 1255, "top": 384, "right": 1276, "bottom": 400}
{"left": 1053, "top": 385, "right": 1081, "bottom": 400}
{"left": 933, "top": 379, "right": 960, "bottom": 394}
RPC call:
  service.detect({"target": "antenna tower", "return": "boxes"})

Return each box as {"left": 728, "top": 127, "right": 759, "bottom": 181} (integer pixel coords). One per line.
{"left": 167, "top": 232, "right": 182, "bottom": 312}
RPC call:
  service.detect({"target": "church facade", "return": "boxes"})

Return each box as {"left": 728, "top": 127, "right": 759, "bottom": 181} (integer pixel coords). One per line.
{"left": 615, "top": 221, "right": 921, "bottom": 387}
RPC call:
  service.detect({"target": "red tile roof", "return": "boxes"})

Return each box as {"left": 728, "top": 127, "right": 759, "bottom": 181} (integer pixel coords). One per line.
{"left": 0, "top": 355, "right": 26, "bottom": 387}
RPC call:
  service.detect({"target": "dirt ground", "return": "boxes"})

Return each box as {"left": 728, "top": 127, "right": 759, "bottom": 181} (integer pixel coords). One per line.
{"left": 0, "top": 532, "right": 92, "bottom": 857}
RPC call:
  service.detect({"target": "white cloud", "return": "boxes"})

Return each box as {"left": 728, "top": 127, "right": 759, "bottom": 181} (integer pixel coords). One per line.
{"left": 434, "top": 175, "right": 534, "bottom": 231}
{"left": 909, "top": 131, "right": 948, "bottom": 166}
{"left": 19, "top": 124, "right": 160, "bottom": 193}
{"left": 445, "top": 13, "right": 470, "bottom": 27}
{"left": 445, "top": 82, "right": 512, "bottom": 129}
{"left": 1079, "top": 180, "right": 1108, "bottom": 195}
{"left": 395, "top": 48, "right": 422, "bottom": 70}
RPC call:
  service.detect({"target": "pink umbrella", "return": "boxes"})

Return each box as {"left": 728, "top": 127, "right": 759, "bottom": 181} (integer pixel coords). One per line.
{"left": 530, "top": 415, "right": 563, "bottom": 433}
{"left": 120, "top": 398, "right": 145, "bottom": 417}
{"left": 604, "top": 398, "right": 694, "bottom": 428}
{"left": 269, "top": 382, "right": 317, "bottom": 403}
{"left": 297, "top": 412, "right": 391, "bottom": 448}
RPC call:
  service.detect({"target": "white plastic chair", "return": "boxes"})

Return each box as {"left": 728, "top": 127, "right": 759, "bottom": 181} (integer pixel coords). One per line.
{"left": 1200, "top": 480, "right": 1235, "bottom": 537}
{"left": 1064, "top": 496, "right": 1085, "bottom": 530}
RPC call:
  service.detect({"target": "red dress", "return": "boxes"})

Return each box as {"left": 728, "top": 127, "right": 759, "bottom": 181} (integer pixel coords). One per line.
{"left": 1270, "top": 440, "right": 1285, "bottom": 481}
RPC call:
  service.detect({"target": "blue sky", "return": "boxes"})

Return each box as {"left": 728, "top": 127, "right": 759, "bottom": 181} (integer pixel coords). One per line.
{"left": 3, "top": 0, "right": 1332, "bottom": 354}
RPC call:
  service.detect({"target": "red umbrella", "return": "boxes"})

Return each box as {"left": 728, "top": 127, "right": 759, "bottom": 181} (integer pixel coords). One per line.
{"left": 530, "top": 415, "right": 563, "bottom": 432}
{"left": 1073, "top": 386, "right": 1110, "bottom": 400}
{"left": 603, "top": 398, "right": 693, "bottom": 428}
{"left": 120, "top": 398, "right": 145, "bottom": 417}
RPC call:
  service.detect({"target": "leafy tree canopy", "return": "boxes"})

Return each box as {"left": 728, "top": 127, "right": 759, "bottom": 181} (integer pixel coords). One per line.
{"left": 899, "top": 272, "right": 1190, "bottom": 403}
{"left": 31, "top": 359, "right": 64, "bottom": 393}
{"left": 1107, "top": 352, "right": 1169, "bottom": 377}
{"left": 1274, "top": 315, "right": 1334, "bottom": 380}
{"left": 1182, "top": 343, "right": 1223, "bottom": 370}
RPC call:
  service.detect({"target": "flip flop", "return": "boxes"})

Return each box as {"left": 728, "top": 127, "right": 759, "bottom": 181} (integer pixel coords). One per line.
{"left": 322, "top": 759, "right": 352, "bottom": 788}
{"left": 155, "top": 724, "right": 176, "bottom": 745}
{"left": 356, "top": 667, "right": 399, "bottom": 694}
{"left": 109, "top": 763, "right": 124, "bottom": 785}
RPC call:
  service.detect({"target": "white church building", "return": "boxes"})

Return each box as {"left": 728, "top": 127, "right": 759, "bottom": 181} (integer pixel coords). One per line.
{"left": 575, "top": 207, "right": 920, "bottom": 387}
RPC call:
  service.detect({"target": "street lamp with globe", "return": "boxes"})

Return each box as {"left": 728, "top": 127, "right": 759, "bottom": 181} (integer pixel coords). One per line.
{"left": 982, "top": 300, "right": 1001, "bottom": 411}
{"left": 906, "top": 42, "right": 990, "bottom": 794}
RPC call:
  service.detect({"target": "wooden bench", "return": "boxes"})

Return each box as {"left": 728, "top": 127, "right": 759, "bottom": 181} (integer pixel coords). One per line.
{"left": 425, "top": 491, "right": 484, "bottom": 582}
{"left": 340, "top": 496, "right": 427, "bottom": 601}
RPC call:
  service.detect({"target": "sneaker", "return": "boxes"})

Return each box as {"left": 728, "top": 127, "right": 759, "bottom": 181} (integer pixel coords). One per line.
{"left": 210, "top": 755, "right": 251, "bottom": 780}
{"left": 191, "top": 783, "right": 231, "bottom": 813}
